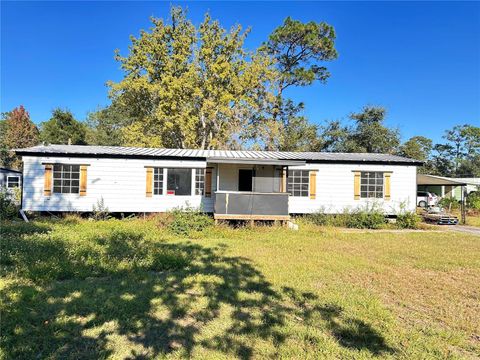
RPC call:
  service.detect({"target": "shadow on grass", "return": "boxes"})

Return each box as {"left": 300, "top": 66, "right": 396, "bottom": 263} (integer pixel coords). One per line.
{"left": 2, "top": 227, "right": 396, "bottom": 359}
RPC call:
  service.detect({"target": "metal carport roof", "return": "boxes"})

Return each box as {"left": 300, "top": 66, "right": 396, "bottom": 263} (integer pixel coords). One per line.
{"left": 417, "top": 174, "right": 467, "bottom": 186}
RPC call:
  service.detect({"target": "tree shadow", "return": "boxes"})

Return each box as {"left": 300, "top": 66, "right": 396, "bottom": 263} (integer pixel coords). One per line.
{"left": 282, "top": 286, "right": 395, "bottom": 356}
{"left": 2, "top": 229, "right": 396, "bottom": 359}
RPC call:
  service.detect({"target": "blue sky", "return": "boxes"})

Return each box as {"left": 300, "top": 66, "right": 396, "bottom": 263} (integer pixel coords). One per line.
{"left": 1, "top": 1, "right": 479, "bottom": 144}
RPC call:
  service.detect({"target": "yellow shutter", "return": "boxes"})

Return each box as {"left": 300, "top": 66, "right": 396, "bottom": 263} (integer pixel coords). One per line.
{"left": 205, "top": 168, "right": 212, "bottom": 197}
{"left": 146, "top": 167, "right": 153, "bottom": 197}
{"left": 44, "top": 164, "right": 53, "bottom": 196}
{"left": 384, "top": 173, "right": 391, "bottom": 200}
{"left": 353, "top": 171, "right": 361, "bottom": 200}
{"left": 79, "top": 165, "right": 88, "bottom": 196}
{"left": 309, "top": 171, "right": 317, "bottom": 199}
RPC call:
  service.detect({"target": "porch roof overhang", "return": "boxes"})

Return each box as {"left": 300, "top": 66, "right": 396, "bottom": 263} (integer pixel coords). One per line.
{"left": 417, "top": 174, "right": 467, "bottom": 186}
{"left": 206, "top": 157, "right": 306, "bottom": 166}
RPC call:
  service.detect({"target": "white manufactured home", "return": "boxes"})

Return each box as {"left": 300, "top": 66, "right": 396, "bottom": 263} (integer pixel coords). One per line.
{"left": 16, "top": 145, "right": 421, "bottom": 219}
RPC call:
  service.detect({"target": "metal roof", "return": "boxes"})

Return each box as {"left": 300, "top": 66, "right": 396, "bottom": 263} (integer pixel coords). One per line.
{"left": 417, "top": 174, "right": 467, "bottom": 186}
{"left": 15, "top": 144, "right": 422, "bottom": 165}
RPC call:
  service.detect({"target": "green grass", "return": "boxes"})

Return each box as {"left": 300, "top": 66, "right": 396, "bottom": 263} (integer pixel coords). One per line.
{"left": 1, "top": 218, "right": 479, "bottom": 359}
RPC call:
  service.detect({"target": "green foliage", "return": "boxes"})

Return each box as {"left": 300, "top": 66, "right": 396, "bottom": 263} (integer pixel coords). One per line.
{"left": 303, "top": 206, "right": 386, "bottom": 229}
{"left": 85, "top": 105, "right": 127, "bottom": 146}
{"left": 109, "top": 7, "right": 272, "bottom": 150}
{"left": 265, "top": 16, "right": 337, "bottom": 91}
{"left": 40, "top": 108, "right": 87, "bottom": 145}
{"left": 347, "top": 106, "right": 400, "bottom": 154}
{"left": 345, "top": 207, "right": 386, "bottom": 229}
{"left": 91, "top": 197, "right": 110, "bottom": 220}
{"left": 1, "top": 220, "right": 189, "bottom": 283}
{"left": 0, "top": 188, "right": 20, "bottom": 220}
{"left": 466, "top": 191, "right": 480, "bottom": 210}
{"left": 399, "top": 136, "right": 433, "bottom": 161}
{"left": 158, "top": 207, "right": 214, "bottom": 236}
{"left": 396, "top": 211, "right": 420, "bottom": 229}
{"left": 438, "top": 197, "right": 460, "bottom": 211}
{"left": 0, "top": 106, "right": 39, "bottom": 168}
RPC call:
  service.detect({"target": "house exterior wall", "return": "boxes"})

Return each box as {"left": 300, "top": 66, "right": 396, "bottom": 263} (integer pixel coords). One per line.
{"left": 22, "top": 156, "right": 215, "bottom": 213}
{"left": 22, "top": 156, "right": 417, "bottom": 215}
{"left": 287, "top": 163, "right": 417, "bottom": 214}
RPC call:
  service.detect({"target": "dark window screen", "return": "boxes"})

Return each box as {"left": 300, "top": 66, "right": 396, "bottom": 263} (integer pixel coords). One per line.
{"left": 167, "top": 168, "right": 192, "bottom": 196}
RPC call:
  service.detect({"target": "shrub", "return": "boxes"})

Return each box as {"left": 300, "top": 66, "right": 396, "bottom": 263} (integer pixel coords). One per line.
{"left": 92, "top": 197, "right": 110, "bottom": 220}
{"left": 159, "top": 207, "right": 213, "bottom": 236}
{"left": 438, "top": 197, "right": 459, "bottom": 211}
{"left": 467, "top": 191, "right": 480, "bottom": 210}
{"left": 305, "top": 211, "right": 348, "bottom": 227}
{"left": 0, "top": 188, "right": 20, "bottom": 220}
{"left": 346, "top": 207, "right": 386, "bottom": 229}
{"left": 396, "top": 211, "right": 420, "bottom": 229}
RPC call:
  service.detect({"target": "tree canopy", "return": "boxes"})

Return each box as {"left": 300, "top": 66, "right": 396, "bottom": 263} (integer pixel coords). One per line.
{"left": 40, "top": 109, "right": 87, "bottom": 145}
{"left": 0, "top": 106, "right": 39, "bottom": 168}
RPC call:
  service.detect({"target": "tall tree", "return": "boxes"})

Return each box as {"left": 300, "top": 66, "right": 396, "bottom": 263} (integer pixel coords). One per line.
{"left": 258, "top": 16, "right": 337, "bottom": 150}
{"left": 1, "top": 106, "right": 39, "bottom": 169}
{"left": 348, "top": 106, "right": 400, "bottom": 153}
{"left": 109, "top": 7, "right": 272, "bottom": 149}
{"left": 399, "top": 136, "right": 433, "bottom": 161}
{"left": 40, "top": 108, "right": 87, "bottom": 145}
{"left": 86, "top": 105, "right": 128, "bottom": 146}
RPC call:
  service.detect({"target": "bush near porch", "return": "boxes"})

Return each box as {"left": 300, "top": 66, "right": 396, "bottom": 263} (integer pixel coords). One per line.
{"left": 1, "top": 217, "right": 479, "bottom": 359}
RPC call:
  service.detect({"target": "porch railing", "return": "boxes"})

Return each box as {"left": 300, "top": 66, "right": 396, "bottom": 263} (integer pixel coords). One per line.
{"left": 214, "top": 191, "right": 289, "bottom": 220}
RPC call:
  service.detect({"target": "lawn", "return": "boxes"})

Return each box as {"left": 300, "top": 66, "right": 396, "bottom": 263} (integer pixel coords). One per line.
{"left": 1, "top": 218, "right": 479, "bottom": 359}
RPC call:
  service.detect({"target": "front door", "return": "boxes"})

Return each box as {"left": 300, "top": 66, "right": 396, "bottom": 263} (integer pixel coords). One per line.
{"left": 238, "top": 169, "right": 253, "bottom": 192}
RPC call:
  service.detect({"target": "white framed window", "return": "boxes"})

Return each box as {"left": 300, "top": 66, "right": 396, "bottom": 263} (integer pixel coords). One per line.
{"left": 287, "top": 170, "right": 309, "bottom": 197}
{"left": 195, "top": 169, "right": 205, "bottom": 195}
{"left": 153, "top": 168, "right": 164, "bottom": 195}
{"left": 7, "top": 176, "right": 20, "bottom": 188}
{"left": 53, "top": 164, "right": 80, "bottom": 194}
{"left": 360, "top": 172, "right": 384, "bottom": 198}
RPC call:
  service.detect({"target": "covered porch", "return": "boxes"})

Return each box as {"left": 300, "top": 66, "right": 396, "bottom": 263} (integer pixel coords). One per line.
{"left": 208, "top": 158, "right": 305, "bottom": 221}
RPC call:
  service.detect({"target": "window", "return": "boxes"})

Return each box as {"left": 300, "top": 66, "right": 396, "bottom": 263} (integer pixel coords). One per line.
{"left": 53, "top": 164, "right": 80, "bottom": 194}
{"left": 167, "top": 168, "right": 192, "bottom": 196}
{"left": 288, "top": 170, "right": 309, "bottom": 197}
{"left": 153, "top": 168, "right": 164, "bottom": 195}
{"left": 7, "top": 176, "right": 20, "bottom": 188}
{"left": 360, "top": 172, "right": 384, "bottom": 198}
{"left": 195, "top": 169, "right": 205, "bottom": 195}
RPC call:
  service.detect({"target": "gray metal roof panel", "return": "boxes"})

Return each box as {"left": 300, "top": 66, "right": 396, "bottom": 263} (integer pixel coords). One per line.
{"left": 14, "top": 144, "right": 422, "bottom": 164}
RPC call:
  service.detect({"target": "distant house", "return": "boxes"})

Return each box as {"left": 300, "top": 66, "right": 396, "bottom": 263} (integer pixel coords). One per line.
{"left": 15, "top": 145, "right": 422, "bottom": 219}
{"left": 0, "top": 167, "right": 22, "bottom": 190}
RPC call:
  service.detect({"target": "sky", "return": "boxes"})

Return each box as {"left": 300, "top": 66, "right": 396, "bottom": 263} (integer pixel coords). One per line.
{"left": 1, "top": 1, "right": 479, "bottom": 144}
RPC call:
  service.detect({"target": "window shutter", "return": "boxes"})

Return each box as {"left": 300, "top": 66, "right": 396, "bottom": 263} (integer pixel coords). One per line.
{"left": 44, "top": 164, "right": 53, "bottom": 196}
{"left": 146, "top": 167, "right": 153, "bottom": 197}
{"left": 354, "top": 171, "right": 361, "bottom": 200}
{"left": 80, "top": 165, "right": 88, "bottom": 196}
{"left": 205, "top": 168, "right": 212, "bottom": 197}
{"left": 309, "top": 171, "right": 317, "bottom": 199}
{"left": 384, "top": 173, "right": 391, "bottom": 200}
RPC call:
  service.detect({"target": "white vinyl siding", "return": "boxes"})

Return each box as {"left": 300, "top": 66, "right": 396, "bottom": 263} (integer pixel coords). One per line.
{"left": 22, "top": 157, "right": 213, "bottom": 213}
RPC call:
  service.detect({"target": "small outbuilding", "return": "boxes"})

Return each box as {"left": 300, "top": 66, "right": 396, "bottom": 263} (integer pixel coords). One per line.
{"left": 0, "top": 167, "right": 22, "bottom": 190}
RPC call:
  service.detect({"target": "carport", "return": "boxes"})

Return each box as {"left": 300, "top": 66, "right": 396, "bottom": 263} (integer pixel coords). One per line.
{"left": 417, "top": 174, "right": 467, "bottom": 224}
